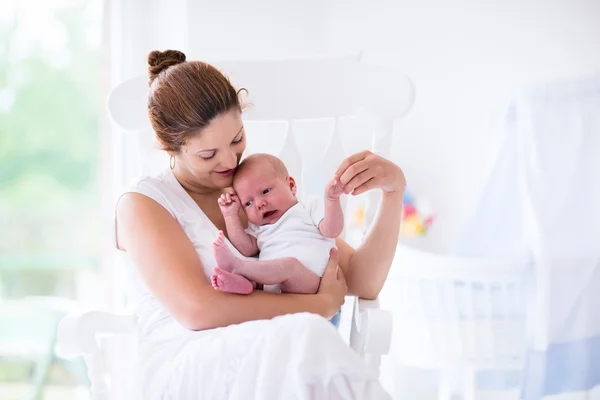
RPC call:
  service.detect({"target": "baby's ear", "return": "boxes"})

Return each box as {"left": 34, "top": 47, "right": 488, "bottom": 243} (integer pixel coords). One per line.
{"left": 287, "top": 176, "right": 297, "bottom": 195}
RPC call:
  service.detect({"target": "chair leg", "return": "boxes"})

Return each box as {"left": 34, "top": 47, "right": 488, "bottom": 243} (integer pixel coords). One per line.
{"left": 462, "top": 367, "right": 476, "bottom": 400}
{"left": 30, "top": 352, "right": 54, "bottom": 400}
{"left": 438, "top": 369, "right": 455, "bottom": 400}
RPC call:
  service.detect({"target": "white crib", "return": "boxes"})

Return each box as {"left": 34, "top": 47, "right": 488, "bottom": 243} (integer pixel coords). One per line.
{"left": 383, "top": 241, "right": 528, "bottom": 400}
{"left": 57, "top": 54, "right": 415, "bottom": 399}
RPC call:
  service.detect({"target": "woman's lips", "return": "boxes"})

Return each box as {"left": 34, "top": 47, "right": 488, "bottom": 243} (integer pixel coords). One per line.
{"left": 215, "top": 168, "right": 236, "bottom": 177}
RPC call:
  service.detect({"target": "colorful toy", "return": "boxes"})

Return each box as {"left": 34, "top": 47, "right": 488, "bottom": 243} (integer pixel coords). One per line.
{"left": 400, "top": 191, "right": 434, "bottom": 236}
{"left": 352, "top": 190, "right": 434, "bottom": 237}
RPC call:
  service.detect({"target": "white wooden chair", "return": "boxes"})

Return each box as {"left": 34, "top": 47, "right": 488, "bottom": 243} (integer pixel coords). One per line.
{"left": 57, "top": 54, "right": 415, "bottom": 399}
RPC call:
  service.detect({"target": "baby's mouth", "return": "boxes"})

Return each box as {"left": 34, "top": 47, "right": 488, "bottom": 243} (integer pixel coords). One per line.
{"left": 263, "top": 210, "right": 277, "bottom": 219}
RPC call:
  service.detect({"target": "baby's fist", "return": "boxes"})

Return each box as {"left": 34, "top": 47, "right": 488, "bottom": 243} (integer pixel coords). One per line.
{"left": 218, "top": 191, "right": 241, "bottom": 217}
{"left": 325, "top": 176, "right": 345, "bottom": 201}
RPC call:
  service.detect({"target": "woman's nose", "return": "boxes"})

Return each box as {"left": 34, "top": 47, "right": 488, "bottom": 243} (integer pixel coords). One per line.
{"left": 220, "top": 150, "right": 238, "bottom": 170}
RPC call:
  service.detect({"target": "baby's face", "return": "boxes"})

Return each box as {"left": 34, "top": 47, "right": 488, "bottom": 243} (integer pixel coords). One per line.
{"left": 233, "top": 167, "right": 297, "bottom": 226}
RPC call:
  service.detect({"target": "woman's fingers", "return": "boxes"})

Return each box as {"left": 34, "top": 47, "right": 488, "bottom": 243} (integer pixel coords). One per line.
{"left": 339, "top": 159, "right": 370, "bottom": 187}
{"left": 336, "top": 261, "right": 347, "bottom": 287}
{"left": 318, "top": 248, "right": 347, "bottom": 314}
{"left": 322, "top": 248, "right": 339, "bottom": 279}
{"left": 335, "top": 151, "right": 370, "bottom": 179}
{"left": 322, "top": 247, "right": 346, "bottom": 297}
{"left": 351, "top": 177, "right": 378, "bottom": 196}
{"left": 343, "top": 169, "right": 375, "bottom": 194}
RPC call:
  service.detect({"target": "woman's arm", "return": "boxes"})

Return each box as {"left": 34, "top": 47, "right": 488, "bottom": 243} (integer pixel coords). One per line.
{"left": 336, "top": 191, "right": 403, "bottom": 299}
{"left": 333, "top": 151, "right": 406, "bottom": 299}
{"left": 116, "top": 193, "right": 345, "bottom": 330}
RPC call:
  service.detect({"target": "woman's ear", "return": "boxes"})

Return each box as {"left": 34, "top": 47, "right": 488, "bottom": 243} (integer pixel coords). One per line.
{"left": 287, "top": 176, "right": 297, "bottom": 196}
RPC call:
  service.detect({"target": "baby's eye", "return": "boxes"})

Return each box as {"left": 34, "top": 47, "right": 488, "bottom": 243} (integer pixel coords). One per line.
{"left": 245, "top": 200, "right": 253, "bottom": 207}
{"left": 263, "top": 188, "right": 271, "bottom": 195}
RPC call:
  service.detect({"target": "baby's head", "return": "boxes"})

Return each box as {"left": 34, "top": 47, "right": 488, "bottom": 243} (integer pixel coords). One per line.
{"left": 233, "top": 153, "right": 298, "bottom": 226}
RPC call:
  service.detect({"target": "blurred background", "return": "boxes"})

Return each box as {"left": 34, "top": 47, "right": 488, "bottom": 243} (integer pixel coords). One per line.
{"left": 1, "top": 0, "right": 105, "bottom": 398}
{"left": 1, "top": 0, "right": 599, "bottom": 399}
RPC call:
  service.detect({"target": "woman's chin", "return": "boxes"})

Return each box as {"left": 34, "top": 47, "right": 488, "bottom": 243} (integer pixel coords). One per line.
{"left": 213, "top": 174, "right": 233, "bottom": 186}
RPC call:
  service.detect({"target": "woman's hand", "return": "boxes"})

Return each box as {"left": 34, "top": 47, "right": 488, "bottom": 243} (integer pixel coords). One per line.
{"left": 317, "top": 248, "right": 347, "bottom": 318}
{"left": 335, "top": 150, "right": 406, "bottom": 196}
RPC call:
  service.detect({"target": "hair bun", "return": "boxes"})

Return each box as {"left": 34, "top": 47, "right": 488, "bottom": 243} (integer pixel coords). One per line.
{"left": 148, "top": 50, "right": 186, "bottom": 85}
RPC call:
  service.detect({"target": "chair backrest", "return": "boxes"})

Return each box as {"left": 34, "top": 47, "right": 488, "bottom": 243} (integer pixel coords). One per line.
{"left": 67, "top": 55, "right": 414, "bottom": 400}
{"left": 107, "top": 54, "right": 414, "bottom": 234}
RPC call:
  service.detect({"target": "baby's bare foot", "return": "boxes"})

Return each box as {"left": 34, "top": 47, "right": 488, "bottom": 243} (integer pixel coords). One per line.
{"left": 211, "top": 267, "right": 253, "bottom": 294}
{"left": 212, "top": 231, "right": 241, "bottom": 273}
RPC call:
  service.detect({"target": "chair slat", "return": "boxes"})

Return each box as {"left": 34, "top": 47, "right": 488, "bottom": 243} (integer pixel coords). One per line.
{"left": 278, "top": 122, "right": 303, "bottom": 197}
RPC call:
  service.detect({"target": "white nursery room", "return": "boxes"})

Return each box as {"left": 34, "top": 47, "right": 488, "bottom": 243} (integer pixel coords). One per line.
{"left": 1, "top": 0, "right": 599, "bottom": 399}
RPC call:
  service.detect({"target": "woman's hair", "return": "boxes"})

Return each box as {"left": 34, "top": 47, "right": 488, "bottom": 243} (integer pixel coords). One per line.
{"left": 147, "top": 49, "right": 244, "bottom": 153}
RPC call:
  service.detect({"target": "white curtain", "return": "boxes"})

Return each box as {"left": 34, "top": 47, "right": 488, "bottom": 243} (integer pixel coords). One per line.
{"left": 455, "top": 75, "right": 600, "bottom": 399}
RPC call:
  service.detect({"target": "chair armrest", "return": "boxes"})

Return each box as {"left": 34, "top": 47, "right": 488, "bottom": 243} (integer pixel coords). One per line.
{"left": 57, "top": 312, "right": 137, "bottom": 400}
{"left": 349, "top": 297, "right": 393, "bottom": 373}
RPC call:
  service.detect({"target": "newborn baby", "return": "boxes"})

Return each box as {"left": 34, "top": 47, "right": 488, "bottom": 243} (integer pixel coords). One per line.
{"left": 211, "top": 153, "right": 345, "bottom": 295}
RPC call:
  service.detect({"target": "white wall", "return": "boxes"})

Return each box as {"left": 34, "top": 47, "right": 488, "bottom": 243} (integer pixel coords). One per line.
{"left": 113, "top": 0, "right": 600, "bottom": 251}
{"left": 326, "top": 0, "right": 600, "bottom": 251}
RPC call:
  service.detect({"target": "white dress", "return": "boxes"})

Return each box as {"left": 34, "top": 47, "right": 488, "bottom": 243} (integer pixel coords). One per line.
{"left": 117, "top": 169, "right": 391, "bottom": 400}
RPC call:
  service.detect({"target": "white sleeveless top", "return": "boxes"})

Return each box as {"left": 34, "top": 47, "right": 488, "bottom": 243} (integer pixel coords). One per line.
{"left": 115, "top": 169, "right": 263, "bottom": 395}
{"left": 115, "top": 169, "right": 257, "bottom": 326}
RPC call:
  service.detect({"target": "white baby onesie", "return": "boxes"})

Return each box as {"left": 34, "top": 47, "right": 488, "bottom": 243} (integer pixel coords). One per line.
{"left": 245, "top": 197, "right": 335, "bottom": 277}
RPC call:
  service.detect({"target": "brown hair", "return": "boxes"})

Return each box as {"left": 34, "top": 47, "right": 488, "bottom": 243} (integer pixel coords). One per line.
{"left": 147, "top": 49, "right": 244, "bottom": 153}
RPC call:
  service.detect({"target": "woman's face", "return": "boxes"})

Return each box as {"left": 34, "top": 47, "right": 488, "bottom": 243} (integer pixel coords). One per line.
{"left": 174, "top": 110, "right": 246, "bottom": 191}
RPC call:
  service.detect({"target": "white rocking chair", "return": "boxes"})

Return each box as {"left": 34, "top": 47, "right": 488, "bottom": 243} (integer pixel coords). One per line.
{"left": 57, "top": 54, "right": 415, "bottom": 400}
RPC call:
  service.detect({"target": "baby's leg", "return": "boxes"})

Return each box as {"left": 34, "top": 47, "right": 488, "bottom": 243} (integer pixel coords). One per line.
{"left": 213, "top": 233, "right": 320, "bottom": 294}
{"left": 240, "top": 257, "right": 320, "bottom": 294}
{"left": 211, "top": 267, "right": 254, "bottom": 294}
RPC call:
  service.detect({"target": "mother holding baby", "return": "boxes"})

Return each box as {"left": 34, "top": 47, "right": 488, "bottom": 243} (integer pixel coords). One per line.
{"left": 115, "top": 49, "right": 405, "bottom": 399}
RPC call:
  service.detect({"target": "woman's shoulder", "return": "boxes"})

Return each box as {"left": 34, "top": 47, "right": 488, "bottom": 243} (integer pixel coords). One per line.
{"left": 126, "top": 169, "right": 173, "bottom": 192}
{"left": 119, "top": 169, "right": 185, "bottom": 218}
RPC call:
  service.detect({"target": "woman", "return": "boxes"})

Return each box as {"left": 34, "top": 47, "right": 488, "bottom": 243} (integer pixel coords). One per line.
{"left": 115, "top": 49, "right": 405, "bottom": 399}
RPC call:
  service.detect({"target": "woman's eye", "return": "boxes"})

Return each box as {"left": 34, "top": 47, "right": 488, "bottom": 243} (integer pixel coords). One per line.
{"left": 245, "top": 200, "right": 253, "bottom": 207}
{"left": 232, "top": 135, "right": 244, "bottom": 144}
{"left": 263, "top": 188, "right": 271, "bottom": 195}
{"left": 199, "top": 153, "right": 215, "bottom": 160}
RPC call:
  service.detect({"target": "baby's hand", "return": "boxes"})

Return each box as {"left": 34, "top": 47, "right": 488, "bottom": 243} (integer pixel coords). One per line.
{"left": 325, "top": 175, "right": 345, "bottom": 201}
{"left": 218, "top": 190, "right": 241, "bottom": 217}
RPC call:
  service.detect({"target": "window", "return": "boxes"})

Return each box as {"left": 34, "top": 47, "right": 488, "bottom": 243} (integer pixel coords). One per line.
{"left": 0, "top": 0, "right": 105, "bottom": 397}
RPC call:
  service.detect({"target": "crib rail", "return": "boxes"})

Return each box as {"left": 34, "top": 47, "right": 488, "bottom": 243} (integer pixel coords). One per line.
{"left": 389, "top": 243, "right": 528, "bottom": 369}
